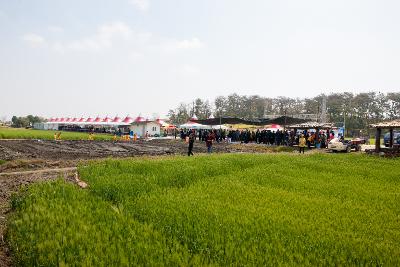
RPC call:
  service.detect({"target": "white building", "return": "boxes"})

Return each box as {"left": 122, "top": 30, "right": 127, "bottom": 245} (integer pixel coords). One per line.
{"left": 129, "top": 116, "right": 161, "bottom": 137}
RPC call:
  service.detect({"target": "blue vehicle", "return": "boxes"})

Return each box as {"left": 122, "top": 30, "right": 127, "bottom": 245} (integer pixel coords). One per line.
{"left": 384, "top": 131, "right": 400, "bottom": 147}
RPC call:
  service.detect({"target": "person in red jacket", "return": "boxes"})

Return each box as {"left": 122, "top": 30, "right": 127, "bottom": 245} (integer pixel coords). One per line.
{"left": 206, "top": 131, "right": 216, "bottom": 153}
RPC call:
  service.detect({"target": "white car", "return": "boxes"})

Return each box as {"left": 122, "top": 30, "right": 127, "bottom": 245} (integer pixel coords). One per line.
{"left": 328, "top": 138, "right": 352, "bottom": 153}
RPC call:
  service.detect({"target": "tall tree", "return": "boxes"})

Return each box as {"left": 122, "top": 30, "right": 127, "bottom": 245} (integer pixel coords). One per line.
{"left": 387, "top": 92, "right": 400, "bottom": 119}
{"left": 214, "top": 96, "right": 227, "bottom": 117}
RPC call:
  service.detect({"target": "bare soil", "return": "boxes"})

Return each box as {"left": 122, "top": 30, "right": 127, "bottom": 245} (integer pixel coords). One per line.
{"left": 0, "top": 139, "right": 235, "bottom": 161}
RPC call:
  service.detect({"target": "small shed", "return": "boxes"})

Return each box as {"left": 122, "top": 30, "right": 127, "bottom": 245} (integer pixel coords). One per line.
{"left": 130, "top": 120, "right": 161, "bottom": 137}
{"left": 370, "top": 120, "right": 400, "bottom": 152}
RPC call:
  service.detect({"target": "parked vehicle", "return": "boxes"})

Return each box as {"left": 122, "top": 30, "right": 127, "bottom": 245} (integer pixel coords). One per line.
{"left": 350, "top": 138, "right": 367, "bottom": 151}
{"left": 384, "top": 131, "right": 400, "bottom": 147}
{"left": 328, "top": 138, "right": 352, "bottom": 153}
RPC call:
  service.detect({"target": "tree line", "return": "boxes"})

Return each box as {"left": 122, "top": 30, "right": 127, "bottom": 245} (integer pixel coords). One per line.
{"left": 11, "top": 115, "right": 45, "bottom": 128}
{"left": 168, "top": 92, "right": 400, "bottom": 131}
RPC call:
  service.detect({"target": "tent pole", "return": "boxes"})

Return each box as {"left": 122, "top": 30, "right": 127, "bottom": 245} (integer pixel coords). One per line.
{"left": 389, "top": 128, "right": 394, "bottom": 148}
{"left": 375, "top": 127, "right": 381, "bottom": 153}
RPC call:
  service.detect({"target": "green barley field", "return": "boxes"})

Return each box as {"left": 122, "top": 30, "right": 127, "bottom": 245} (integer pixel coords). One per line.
{"left": 0, "top": 127, "right": 113, "bottom": 140}
{"left": 7, "top": 154, "right": 400, "bottom": 266}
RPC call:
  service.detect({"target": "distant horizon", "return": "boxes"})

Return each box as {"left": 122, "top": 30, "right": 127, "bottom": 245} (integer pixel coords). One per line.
{"left": 2, "top": 1, "right": 400, "bottom": 120}
{"left": 2, "top": 89, "right": 397, "bottom": 121}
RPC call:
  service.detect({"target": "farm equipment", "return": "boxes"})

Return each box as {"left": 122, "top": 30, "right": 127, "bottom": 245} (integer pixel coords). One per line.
{"left": 328, "top": 137, "right": 367, "bottom": 152}
{"left": 350, "top": 138, "right": 367, "bottom": 151}
{"left": 328, "top": 138, "right": 352, "bottom": 153}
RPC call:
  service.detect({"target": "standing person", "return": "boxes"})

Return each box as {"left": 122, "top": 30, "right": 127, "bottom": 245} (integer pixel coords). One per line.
{"left": 299, "top": 134, "right": 306, "bottom": 154}
{"left": 307, "top": 132, "right": 313, "bottom": 149}
{"left": 206, "top": 131, "right": 215, "bottom": 153}
{"left": 188, "top": 129, "right": 195, "bottom": 156}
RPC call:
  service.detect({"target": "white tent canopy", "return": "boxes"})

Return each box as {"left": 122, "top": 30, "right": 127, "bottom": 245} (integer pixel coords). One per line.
{"left": 179, "top": 121, "right": 211, "bottom": 129}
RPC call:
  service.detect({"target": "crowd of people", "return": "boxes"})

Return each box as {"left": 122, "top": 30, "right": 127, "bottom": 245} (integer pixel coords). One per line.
{"left": 179, "top": 128, "right": 337, "bottom": 155}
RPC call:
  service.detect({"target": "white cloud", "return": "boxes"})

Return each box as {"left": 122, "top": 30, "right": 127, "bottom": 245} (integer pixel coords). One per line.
{"left": 130, "top": 0, "right": 150, "bottom": 11}
{"left": 21, "top": 21, "right": 203, "bottom": 60}
{"left": 161, "top": 37, "right": 205, "bottom": 52}
{"left": 53, "top": 21, "right": 135, "bottom": 52}
{"left": 176, "top": 38, "right": 204, "bottom": 49}
{"left": 21, "top": 33, "right": 46, "bottom": 47}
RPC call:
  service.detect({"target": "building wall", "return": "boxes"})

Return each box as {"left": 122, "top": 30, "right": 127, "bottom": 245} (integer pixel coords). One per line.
{"left": 45, "top": 123, "right": 60, "bottom": 130}
{"left": 130, "top": 124, "right": 146, "bottom": 137}
{"left": 37, "top": 123, "right": 59, "bottom": 130}
{"left": 33, "top": 122, "right": 44, "bottom": 130}
{"left": 145, "top": 122, "right": 161, "bottom": 136}
{"left": 129, "top": 122, "right": 160, "bottom": 137}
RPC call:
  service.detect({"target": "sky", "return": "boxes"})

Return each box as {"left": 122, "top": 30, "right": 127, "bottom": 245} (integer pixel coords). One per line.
{"left": 1, "top": 0, "right": 400, "bottom": 120}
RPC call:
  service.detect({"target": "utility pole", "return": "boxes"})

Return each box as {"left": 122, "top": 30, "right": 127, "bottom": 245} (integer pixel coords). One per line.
{"left": 284, "top": 109, "right": 287, "bottom": 131}
{"left": 320, "top": 94, "right": 327, "bottom": 123}
{"left": 219, "top": 108, "right": 222, "bottom": 130}
{"left": 343, "top": 110, "right": 346, "bottom": 138}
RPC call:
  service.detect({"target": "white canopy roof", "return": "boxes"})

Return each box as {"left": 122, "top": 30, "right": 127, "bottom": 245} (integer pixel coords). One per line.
{"left": 179, "top": 121, "right": 211, "bottom": 129}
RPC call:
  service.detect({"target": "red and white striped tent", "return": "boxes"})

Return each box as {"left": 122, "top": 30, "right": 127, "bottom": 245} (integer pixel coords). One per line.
{"left": 45, "top": 115, "right": 131, "bottom": 127}
{"left": 112, "top": 116, "right": 122, "bottom": 123}
{"left": 102, "top": 116, "right": 112, "bottom": 123}
{"left": 134, "top": 116, "right": 147, "bottom": 123}
{"left": 189, "top": 115, "right": 198, "bottom": 122}
{"left": 123, "top": 116, "right": 134, "bottom": 124}
{"left": 94, "top": 116, "right": 102, "bottom": 123}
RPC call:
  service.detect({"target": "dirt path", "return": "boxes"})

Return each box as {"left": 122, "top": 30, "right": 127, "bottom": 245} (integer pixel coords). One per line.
{"left": 0, "top": 167, "right": 77, "bottom": 177}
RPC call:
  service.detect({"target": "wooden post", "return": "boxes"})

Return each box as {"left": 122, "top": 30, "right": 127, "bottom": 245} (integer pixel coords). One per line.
{"left": 389, "top": 128, "right": 394, "bottom": 148}
{"left": 375, "top": 128, "right": 381, "bottom": 152}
